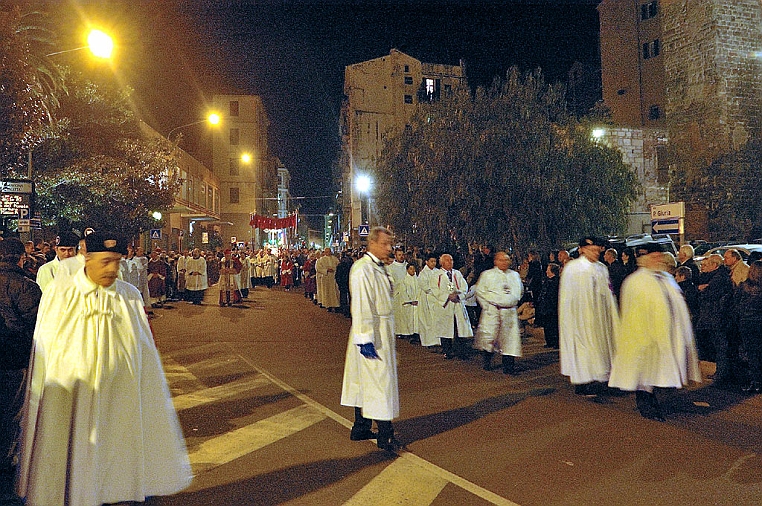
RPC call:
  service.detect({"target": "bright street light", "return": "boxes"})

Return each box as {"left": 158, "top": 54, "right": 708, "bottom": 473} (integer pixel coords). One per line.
{"left": 167, "top": 113, "right": 221, "bottom": 140}
{"left": 240, "top": 153, "right": 252, "bottom": 164}
{"left": 46, "top": 28, "right": 114, "bottom": 59}
{"left": 355, "top": 174, "right": 371, "bottom": 194}
{"left": 591, "top": 128, "right": 606, "bottom": 139}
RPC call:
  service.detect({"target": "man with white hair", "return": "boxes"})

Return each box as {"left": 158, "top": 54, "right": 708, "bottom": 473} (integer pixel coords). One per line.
{"left": 677, "top": 244, "right": 700, "bottom": 282}
{"left": 432, "top": 253, "right": 473, "bottom": 359}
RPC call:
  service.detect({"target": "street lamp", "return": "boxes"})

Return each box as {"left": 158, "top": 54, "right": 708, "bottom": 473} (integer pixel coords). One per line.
{"left": 46, "top": 28, "right": 114, "bottom": 58}
{"left": 167, "top": 113, "right": 221, "bottom": 141}
{"left": 355, "top": 174, "right": 372, "bottom": 226}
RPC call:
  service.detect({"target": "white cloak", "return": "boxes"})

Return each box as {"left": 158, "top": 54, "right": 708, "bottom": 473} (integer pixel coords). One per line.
{"left": 184, "top": 256, "right": 208, "bottom": 291}
{"left": 341, "top": 253, "right": 399, "bottom": 421}
{"left": 609, "top": 268, "right": 701, "bottom": 390}
{"left": 475, "top": 267, "right": 524, "bottom": 356}
{"left": 17, "top": 268, "right": 192, "bottom": 505}
{"left": 559, "top": 256, "right": 619, "bottom": 384}
{"left": 416, "top": 266, "right": 441, "bottom": 347}
{"left": 431, "top": 269, "right": 474, "bottom": 339}
{"left": 395, "top": 273, "right": 420, "bottom": 336}
{"left": 316, "top": 254, "right": 340, "bottom": 308}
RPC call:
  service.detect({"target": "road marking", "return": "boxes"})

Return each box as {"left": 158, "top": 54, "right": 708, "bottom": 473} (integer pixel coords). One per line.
{"left": 188, "top": 404, "right": 326, "bottom": 472}
{"left": 343, "top": 458, "right": 448, "bottom": 505}
{"left": 225, "top": 343, "right": 521, "bottom": 506}
{"left": 172, "top": 375, "right": 272, "bottom": 411}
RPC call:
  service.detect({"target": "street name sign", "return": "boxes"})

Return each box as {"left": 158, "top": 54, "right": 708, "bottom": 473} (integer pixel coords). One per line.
{"left": 652, "top": 218, "right": 680, "bottom": 234}
{"left": 650, "top": 202, "right": 685, "bottom": 235}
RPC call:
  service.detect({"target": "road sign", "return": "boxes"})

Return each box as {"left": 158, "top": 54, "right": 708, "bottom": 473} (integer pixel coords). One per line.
{"left": 358, "top": 224, "right": 370, "bottom": 237}
{"left": 650, "top": 202, "right": 685, "bottom": 220}
{"left": 150, "top": 229, "right": 162, "bottom": 239}
{"left": 652, "top": 218, "right": 680, "bottom": 235}
{"left": 18, "top": 208, "right": 29, "bottom": 220}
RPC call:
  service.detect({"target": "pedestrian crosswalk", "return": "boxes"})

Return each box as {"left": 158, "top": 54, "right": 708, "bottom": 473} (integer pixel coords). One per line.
{"left": 162, "top": 343, "right": 521, "bottom": 506}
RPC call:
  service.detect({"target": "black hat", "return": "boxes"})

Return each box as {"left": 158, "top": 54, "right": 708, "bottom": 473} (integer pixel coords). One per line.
{"left": 56, "top": 231, "right": 80, "bottom": 248}
{"left": 578, "top": 236, "right": 607, "bottom": 248}
{"left": 636, "top": 241, "right": 665, "bottom": 254}
{"left": 85, "top": 232, "right": 129, "bottom": 256}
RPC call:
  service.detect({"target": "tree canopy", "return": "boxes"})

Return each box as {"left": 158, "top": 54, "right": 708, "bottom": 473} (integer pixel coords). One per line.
{"left": 0, "top": 4, "right": 182, "bottom": 238}
{"left": 374, "top": 68, "right": 639, "bottom": 254}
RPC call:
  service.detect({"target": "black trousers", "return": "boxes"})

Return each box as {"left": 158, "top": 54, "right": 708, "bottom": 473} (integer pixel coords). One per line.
{"left": 352, "top": 407, "right": 393, "bottom": 441}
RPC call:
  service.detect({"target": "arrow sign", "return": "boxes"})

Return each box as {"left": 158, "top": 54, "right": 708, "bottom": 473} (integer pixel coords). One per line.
{"left": 651, "top": 218, "right": 679, "bottom": 234}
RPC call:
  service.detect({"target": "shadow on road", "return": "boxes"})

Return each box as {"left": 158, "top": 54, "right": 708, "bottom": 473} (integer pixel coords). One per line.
{"left": 396, "top": 387, "right": 555, "bottom": 446}
{"left": 147, "top": 452, "right": 395, "bottom": 506}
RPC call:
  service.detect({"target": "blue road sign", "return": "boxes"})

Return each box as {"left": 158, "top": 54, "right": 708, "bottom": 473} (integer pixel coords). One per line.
{"left": 358, "top": 224, "right": 370, "bottom": 237}
{"left": 150, "top": 229, "right": 162, "bottom": 240}
{"left": 651, "top": 218, "right": 679, "bottom": 235}
{"left": 18, "top": 207, "right": 29, "bottom": 220}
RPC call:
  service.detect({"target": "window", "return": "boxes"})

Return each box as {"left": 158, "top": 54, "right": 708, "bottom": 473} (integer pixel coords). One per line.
{"left": 648, "top": 105, "right": 662, "bottom": 120}
{"left": 655, "top": 145, "right": 669, "bottom": 184}
{"left": 642, "top": 40, "right": 660, "bottom": 59}
{"left": 404, "top": 94, "right": 413, "bottom": 104}
{"left": 230, "top": 128, "right": 239, "bottom": 145}
{"left": 229, "top": 158, "right": 239, "bottom": 175}
{"left": 641, "top": 1, "right": 658, "bottom": 20}
{"left": 404, "top": 76, "right": 413, "bottom": 85}
{"left": 229, "top": 100, "right": 239, "bottom": 117}
{"left": 425, "top": 78, "right": 435, "bottom": 96}
{"left": 229, "top": 187, "right": 239, "bottom": 204}
{"left": 404, "top": 65, "right": 410, "bottom": 73}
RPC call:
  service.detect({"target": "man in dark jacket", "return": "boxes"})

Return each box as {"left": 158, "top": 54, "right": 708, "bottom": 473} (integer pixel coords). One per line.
{"left": 696, "top": 254, "right": 734, "bottom": 384}
{"left": 0, "top": 238, "right": 42, "bottom": 479}
{"left": 535, "top": 263, "right": 560, "bottom": 348}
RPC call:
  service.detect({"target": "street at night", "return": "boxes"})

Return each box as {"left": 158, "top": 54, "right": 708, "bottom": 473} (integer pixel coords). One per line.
{"left": 142, "top": 285, "right": 762, "bottom": 506}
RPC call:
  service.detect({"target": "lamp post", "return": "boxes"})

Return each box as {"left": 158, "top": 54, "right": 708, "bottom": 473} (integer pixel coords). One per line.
{"left": 46, "top": 28, "right": 114, "bottom": 58}
{"left": 355, "top": 174, "right": 372, "bottom": 227}
{"left": 167, "top": 113, "right": 221, "bottom": 141}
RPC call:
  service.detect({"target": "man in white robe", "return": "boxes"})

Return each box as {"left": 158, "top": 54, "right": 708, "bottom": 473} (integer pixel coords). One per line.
{"left": 341, "top": 227, "right": 401, "bottom": 452}
{"left": 475, "top": 251, "right": 524, "bottom": 374}
{"left": 395, "top": 264, "right": 420, "bottom": 340}
{"left": 17, "top": 232, "right": 191, "bottom": 506}
{"left": 609, "top": 242, "right": 701, "bottom": 421}
{"left": 388, "top": 249, "right": 408, "bottom": 336}
{"left": 559, "top": 236, "right": 620, "bottom": 396}
{"left": 35, "top": 231, "right": 79, "bottom": 292}
{"left": 316, "top": 248, "right": 340, "bottom": 311}
{"left": 432, "top": 253, "right": 474, "bottom": 359}
{"left": 184, "top": 248, "right": 208, "bottom": 305}
{"left": 417, "top": 255, "right": 441, "bottom": 349}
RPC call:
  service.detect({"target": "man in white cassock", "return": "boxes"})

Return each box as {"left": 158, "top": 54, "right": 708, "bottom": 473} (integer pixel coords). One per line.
{"left": 609, "top": 242, "right": 701, "bottom": 421}
{"left": 388, "top": 248, "right": 408, "bottom": 336}
{"left": 432, "top": 253, "right": 474, "bottom": 359}
{"left": 17, "top": 232, "right": 192, "bottom": 506}
{"left": 316, "top": 248, "right": 340, "bottom": 311}
{"left": 395, "top": 263, "right": 420, "bottom": 340}
{"left": 35, "top": 231, "right": 80, "bottom": 292}
{"left": 559, "top": 236, "right": 620, "bottom": 396}
{"left": 184, "top": 248, "right": 208, "bottom": 305}
{"left": 417, "top": 254, "right": 441, "bottom": 349}
{"left": 341, "top": 227, "right": 402, "bottom": 452}
{"left": 475, "top": 251, "right": 524, "bottom": 374}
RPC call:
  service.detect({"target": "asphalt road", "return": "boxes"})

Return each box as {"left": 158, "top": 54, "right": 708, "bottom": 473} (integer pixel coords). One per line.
{"left": 0, "top": 280, "right": 720, "bottom": 505}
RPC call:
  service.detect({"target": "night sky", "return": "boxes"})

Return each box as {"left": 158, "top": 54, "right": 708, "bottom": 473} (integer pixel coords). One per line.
{"left": 55, "top": 0, "right": 603, "bottom": 218}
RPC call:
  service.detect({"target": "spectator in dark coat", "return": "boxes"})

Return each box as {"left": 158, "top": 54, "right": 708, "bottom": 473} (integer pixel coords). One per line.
{"left": 736, "top": 261, "right": 762, "bottom": 394}
{"left": 535, "top": 263, "right": 560, "bottom": 348}
{"left": 0, "top": 238, "right": 43, "bottom": 479}
{"left": 677, "top": 244, "right": 701, "bottom": 283}
{"left": 696, "top": 254, "right": 734, "bottom": 385}
{"left": 604, "top": 248, "right": 628, "bottom": 302}
{"left": 335, "top": 252, "right": 354, "bottom": 317}
{"left": 675, "top": 266, "right": 700, "bottom": 326}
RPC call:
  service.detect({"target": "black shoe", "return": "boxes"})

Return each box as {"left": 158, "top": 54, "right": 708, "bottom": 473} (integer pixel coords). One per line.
{"left": 377, "top": 437, "right": 403, "bottom": 452}
{"left": 350, "top": 430, "right": 378, "bottom": 441}
{"left": 502, "top": 355, "right": 517, "bottom": 375}
{"left": 574, "top": 383, "right": 597, "bottom": 397}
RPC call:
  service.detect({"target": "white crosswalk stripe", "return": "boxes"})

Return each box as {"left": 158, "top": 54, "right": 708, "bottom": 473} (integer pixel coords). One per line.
{"left": 343, "top": 458, "right": 448, "bottom": 505}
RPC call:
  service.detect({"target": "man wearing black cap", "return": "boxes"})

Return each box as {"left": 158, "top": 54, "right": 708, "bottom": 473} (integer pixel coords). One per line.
{"left": 34, "top": 231, "right": 80, "bottom": 292}
{"left": 609, "top": 242, "right": 701, "bottom": 421}
{"left": 16, "top": 232, "right": 192, "bottom": 504}
{"left": 559, "top": 236, "right": 620, "bottom": 396}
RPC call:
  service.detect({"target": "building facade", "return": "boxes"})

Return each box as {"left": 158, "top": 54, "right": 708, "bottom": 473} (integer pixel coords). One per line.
{"left": 599, "top": 0, "right": 762, "bottom": 239}
{"left": 340, "top": 49, "right": 465, "bottom": 245}
{"left": 212, "top": 94, "right": 278, "bottom": 248}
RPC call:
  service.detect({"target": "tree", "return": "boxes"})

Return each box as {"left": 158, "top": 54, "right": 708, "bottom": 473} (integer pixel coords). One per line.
{"left": 30, "top": 71, "right": 182, "bottom": 237}
{"left": 0, "top": 6, "right": 67, "bottom": 172}
{"left": 374, "top": 68, "right": 639, "bottom": 254}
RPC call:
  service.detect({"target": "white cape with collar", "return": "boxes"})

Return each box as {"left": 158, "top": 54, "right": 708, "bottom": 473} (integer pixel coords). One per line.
{"left": 17, "top": 267, "right": 192, "bottom": 505}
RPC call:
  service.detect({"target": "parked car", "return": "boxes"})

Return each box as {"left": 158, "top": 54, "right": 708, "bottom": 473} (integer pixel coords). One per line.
{"left": 695, "top": 244, "right": 762, "bottom": 267}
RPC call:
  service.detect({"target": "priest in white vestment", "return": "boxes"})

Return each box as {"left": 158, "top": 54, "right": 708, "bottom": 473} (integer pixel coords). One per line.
{"left": 316, "top": 248, "right": 340, "bottom": 310}
{"left": 432, "top": 254, "right": 474, "bottom": 359}
{"left": 341, "top": 227, "right": 401, "bottom": 452}
{"left": 417, "top": 255, "right": 441, "bottom": 348}
{"left": 559, "top": 236, "right": 619, "bottom": 395}
{"left": 17, "top": 232, "right": 192, "bottom": 506}
{"left": 475, "top": 251, "right": 524, "bottom": 374}
{"left": 609, "top": 242, "right": 701, "bottom": 421}
{"left": 184, "top": 248, "right": 208, "bottom": 305}
{"left": 395, "top": 264, "right": 420, "bottom": 338}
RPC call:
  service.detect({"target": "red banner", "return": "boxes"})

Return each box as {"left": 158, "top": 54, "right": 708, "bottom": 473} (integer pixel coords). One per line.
{"left": 249, "top": 213, "right": 297, "bottom": 230}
